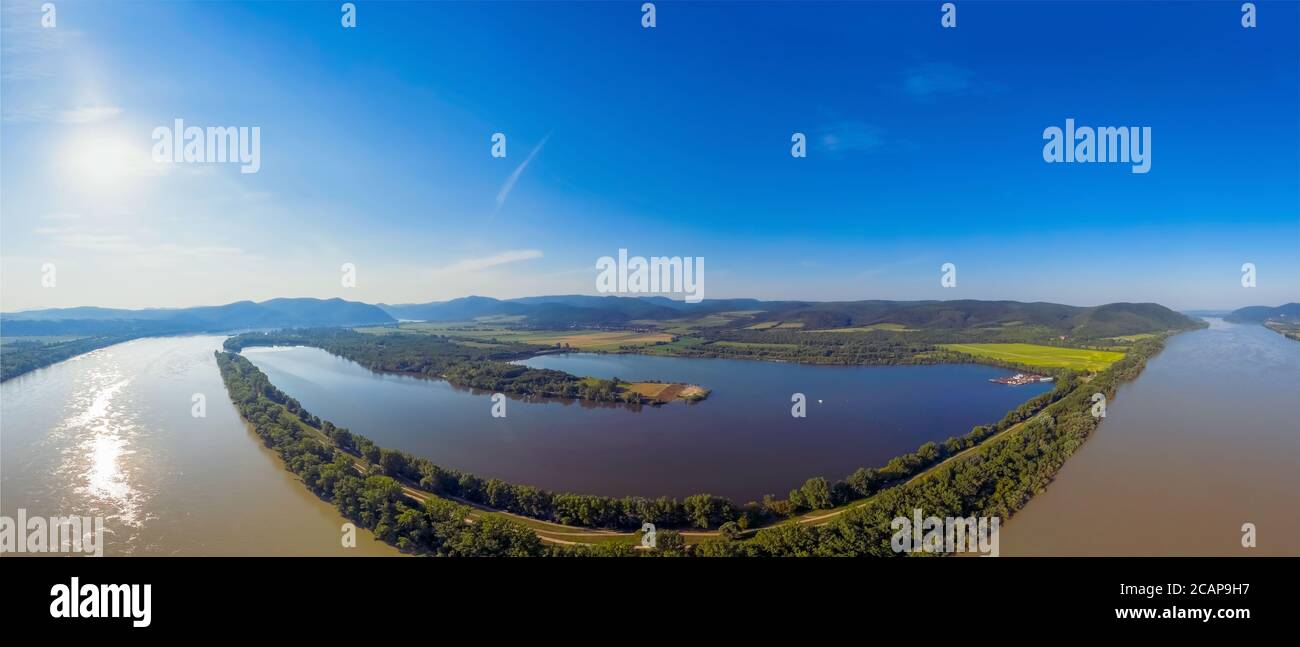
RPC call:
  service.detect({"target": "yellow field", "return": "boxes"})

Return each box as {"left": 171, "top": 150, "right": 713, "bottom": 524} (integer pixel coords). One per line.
{"left": 939, "top": 343, "right": 1124, "bottom": 372}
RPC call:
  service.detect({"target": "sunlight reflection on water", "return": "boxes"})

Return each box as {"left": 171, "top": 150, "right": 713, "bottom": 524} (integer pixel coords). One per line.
{"left": 58, "top": 362, "right": 144, "bottom": 529}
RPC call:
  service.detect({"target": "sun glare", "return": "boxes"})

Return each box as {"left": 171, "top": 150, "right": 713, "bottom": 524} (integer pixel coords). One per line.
{"left": 60, "top": 132, "right": 153, "bottom": 193}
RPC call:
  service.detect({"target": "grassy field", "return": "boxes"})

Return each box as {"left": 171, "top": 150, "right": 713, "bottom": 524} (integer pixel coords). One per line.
{"left": 939, "top": 343, "right": 1124, "bottom": 372}
{"left": 800, "top": 323, "right": 915, "bottom": 333}
{"left": 1103, "top": 333, "right": 1156, "bottom": 342}
{"left": 637, "top": 336, "right": 708, "bottom": 355}
{"left": 713, "top": 341, "right": 799, "bottom": 351}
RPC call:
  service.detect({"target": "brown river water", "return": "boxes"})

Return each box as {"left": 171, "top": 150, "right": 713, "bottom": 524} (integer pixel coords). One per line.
{"left": 0, "top": 335, "right": 397, "bottom": 556}
{"left": 1002, "top": 318, "right": 1299, "bottom": 556}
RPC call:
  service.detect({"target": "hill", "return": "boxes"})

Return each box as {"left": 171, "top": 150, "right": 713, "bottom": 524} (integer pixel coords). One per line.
{"left": 1, "top": 298, "right": 395, "bottom": 336}
{"left": 1225, "top": 303, "right": 1300, "bottom": 323}
{"left": 377, "top": 296, "right": 1199, "bottom": 338}
{"left": 3, "top": 295, "right": 1199, "bottom": 340}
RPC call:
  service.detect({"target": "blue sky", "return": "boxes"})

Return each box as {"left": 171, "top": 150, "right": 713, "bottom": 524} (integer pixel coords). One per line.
{"left": 2, "top": 0, "right": 1296, "bottom": 311}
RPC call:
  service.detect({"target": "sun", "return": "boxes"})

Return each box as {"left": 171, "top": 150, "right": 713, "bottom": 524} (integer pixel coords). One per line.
{"left": 60, "top": 131, "right": 153, "bottom": 194}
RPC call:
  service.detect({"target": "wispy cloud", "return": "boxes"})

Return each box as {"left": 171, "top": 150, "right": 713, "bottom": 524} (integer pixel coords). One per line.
{"left": 0, "top": 3, "right": 80, "bottom": 81}
{"left": 3, "top": 104, "right": 123, "bottom": 124}
{"left": 494, "top": 133, "right": 550, "bottom": 213}
{"left": 431, "top": 249, "right": 543, "bottom": 275}
{"left": 815, "top": 120, "right": 884, "bottom": 155}
{"left": 34, "top": 225, "right": 245, "bottom": 258}
{"left": 58, "top": 105, "right": 123, "bottom": 124}
{"left": 896, "top": 63, "right": 993, "bottom": 102}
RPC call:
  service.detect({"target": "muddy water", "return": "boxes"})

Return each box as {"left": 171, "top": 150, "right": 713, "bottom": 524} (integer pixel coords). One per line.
{"left": 0, "top": 336, "right": 397, "bottom": 556}
{"left": 1002, "top": 319, "right": 1300, "bottom": 556}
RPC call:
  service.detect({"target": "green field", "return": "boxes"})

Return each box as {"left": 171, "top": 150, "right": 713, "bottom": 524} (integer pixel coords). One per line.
{"left": 938, "top": 343, "right": 1124, "bottom": 372}
{"left": 1103, "top": 333, "right": 1156, "bottom": 342}
{"left": 800, "top": 323, "right": 915, "bottom": 333}
{"left": 713, "top": 341, "right": 799, "bottom": 351}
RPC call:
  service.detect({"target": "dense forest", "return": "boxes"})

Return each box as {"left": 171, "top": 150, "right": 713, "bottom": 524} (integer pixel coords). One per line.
{"left": 225, "top": 329, "right": 669, "bottom": 404}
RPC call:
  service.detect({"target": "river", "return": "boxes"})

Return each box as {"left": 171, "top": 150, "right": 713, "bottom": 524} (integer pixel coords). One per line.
{"left": 0, "top": 336, "right": 397, "bottom": 556}
{"left": 1002, "top": 319, "right": 1300, "bottom": 556}
{"left": 14, "top": 326, "right": 1277, "bottom": 557}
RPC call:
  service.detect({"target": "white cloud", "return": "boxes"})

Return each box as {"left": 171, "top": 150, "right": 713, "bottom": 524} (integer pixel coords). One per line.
{"left": 896, "top": 63, "right": 999, "bottom": 102}
{"left": 816, "top": 120, "right": 883, "bottom": 154}
{"left": 58, "top": 106, "right": 123, "bottom": 124}
{"left": 495, "top": 133, "right": 550, "bottom": 212}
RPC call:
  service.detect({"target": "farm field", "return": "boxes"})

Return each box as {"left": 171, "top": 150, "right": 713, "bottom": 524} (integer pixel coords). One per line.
{"left": 938, "top": 343, "right": 1125, "bottom": 372}
{"left": 577, "top": 377, "right": 708, "bottom": 403}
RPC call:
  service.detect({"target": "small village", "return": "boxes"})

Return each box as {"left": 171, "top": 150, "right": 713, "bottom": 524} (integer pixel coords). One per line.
{"left": 989, "top": 373, "right": 1055, "bottom": 386}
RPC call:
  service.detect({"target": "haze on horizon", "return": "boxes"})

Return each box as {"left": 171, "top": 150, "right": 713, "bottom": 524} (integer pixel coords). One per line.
{"left": 2, "top": 1, "right": 1296, "bottom": 313}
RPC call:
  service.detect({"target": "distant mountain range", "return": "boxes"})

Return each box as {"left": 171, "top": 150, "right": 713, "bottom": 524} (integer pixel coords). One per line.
{"left": 1, "top": 294, "right": 1202, "bottom": 339}
{"left": 1224, "top": 303, "right": 1300, "bottom": 323}
{"left": 380, "top": 295, "right": 1199, "bottom": 338}
{"left": 0, "top": 298, "right": 395, "bottom": 336}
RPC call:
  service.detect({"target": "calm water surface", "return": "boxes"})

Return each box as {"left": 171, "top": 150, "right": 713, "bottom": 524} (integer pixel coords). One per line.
{"left": 0, "top": 336, "right": 397, "bottom": 556}
{"left": 1003, "top": 319, "right": 1300, "bottom": 556}
{"left": 244, "top": 348, "right": 1050, "bottom": 501}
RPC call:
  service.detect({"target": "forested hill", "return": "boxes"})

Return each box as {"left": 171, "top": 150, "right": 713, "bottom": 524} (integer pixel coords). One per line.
{"left": 2, "top": 295, "right": 1199, "bottom": 339}
{"left": 378, "top": 296, "right": 1200, "bottom": 338}
{"left": 1225, "top": 303, "right": 1300, "bottom": 323}
{"left": 0, "top": 298, "right": 395, "bottom": 336}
